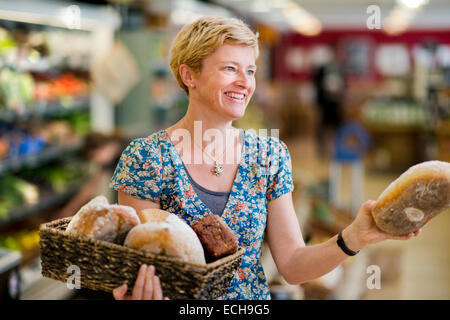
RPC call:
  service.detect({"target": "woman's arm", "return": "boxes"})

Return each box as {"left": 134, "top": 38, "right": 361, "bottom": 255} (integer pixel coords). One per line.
{"left": 118, "top": 191, "right": 161, "bottom": 212}
{"left": 266, "top": 192, "right": 420, "bottom": 285}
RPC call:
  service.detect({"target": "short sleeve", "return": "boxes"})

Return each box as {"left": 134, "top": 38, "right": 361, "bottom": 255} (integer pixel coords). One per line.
{"left": 266, "top": 139, "right": 294, "bottom": 202}
{"left": 109, "top": 138, "right": 162, "bottom": 202}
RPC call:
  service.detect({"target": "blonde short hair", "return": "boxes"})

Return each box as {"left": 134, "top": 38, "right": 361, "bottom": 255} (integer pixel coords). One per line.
{"left": 169, "top": 16, "right": 259, "bottom": 95}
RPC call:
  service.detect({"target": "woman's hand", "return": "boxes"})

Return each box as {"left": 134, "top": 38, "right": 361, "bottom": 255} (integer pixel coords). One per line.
{"left": 342, "top": 200, "right": 421, "bottom": 252}
{"left": 113, "top": 264, "right": 169, "bottom": 300}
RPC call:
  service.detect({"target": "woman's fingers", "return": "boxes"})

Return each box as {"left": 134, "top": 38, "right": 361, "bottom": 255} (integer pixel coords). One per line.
{"left": 142, "top": 265, "right": 155, "bottom": 300}
{"left": 132, "top": 264, "right": 148, "bottom": 300}
{"left": 153, "top": 275, "right": 163, "bottom": 300}
{"left": 389, "top": 229, "right": 422, "bottom": 241}
{"left": 116, "top": 264, "right": 167, "bottom": 300}
{"left": 363, "top": 200, "right": 377, "bottom": 213}
{"left": 113, "top": 283, "right": 128, "bottom": 300}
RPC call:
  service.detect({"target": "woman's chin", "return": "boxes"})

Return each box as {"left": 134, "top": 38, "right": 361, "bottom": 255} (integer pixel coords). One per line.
{"left": 225, "top": 105, "right": 247, "bottom": 120}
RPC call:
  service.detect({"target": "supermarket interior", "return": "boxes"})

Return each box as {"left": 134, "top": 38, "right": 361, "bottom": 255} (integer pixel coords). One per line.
{"left": 0, "top": 0, "right": 449, "bottom": 300}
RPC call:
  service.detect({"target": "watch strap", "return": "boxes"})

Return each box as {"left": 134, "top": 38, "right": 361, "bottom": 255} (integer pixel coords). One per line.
{"left": 337, "top": 230, "right": 360, "bottom": 256}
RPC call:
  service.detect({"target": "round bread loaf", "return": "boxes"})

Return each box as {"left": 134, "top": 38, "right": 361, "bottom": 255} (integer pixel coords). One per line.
{"left": 372, "top": 160, "right": 450, "bottom": 236}
{"left": 66, "top": 195, "right": 140, "bottom": 243}
{"left": 125, "top": 209, "right": 206, "bottom": 265}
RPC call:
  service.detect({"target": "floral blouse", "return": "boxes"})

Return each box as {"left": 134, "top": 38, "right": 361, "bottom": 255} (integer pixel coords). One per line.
{"left": 109, "top": 129, "right": 294, "bottom": 300}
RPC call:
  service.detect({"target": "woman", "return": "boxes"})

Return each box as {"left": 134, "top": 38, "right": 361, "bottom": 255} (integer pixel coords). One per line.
{"left": 110, "top": 16, "right": 420, "bottom": 300}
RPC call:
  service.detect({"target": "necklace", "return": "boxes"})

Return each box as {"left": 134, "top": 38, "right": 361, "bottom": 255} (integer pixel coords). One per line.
{"left": 193, "top": 139, "right": 226, "bottom": 177}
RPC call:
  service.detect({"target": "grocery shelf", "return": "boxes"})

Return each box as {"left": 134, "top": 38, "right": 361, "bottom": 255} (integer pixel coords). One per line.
{"left": 0, "top": 96, "right": 90, "bottom": 122}
{"left": 0, "top": 141, "right": 83, "bottom": 176}
{"left": 0, "top": 179, "right": 86, "bottom": 228}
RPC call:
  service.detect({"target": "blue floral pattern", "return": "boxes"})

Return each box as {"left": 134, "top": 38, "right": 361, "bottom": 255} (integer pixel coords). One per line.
{"left": 109, "top": 129, "right": 294, "bottom": 300}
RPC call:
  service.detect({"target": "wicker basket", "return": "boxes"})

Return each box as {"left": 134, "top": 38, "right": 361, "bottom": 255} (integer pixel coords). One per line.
{"left": 39, "top": 217, "right": 244, "bottom": 299}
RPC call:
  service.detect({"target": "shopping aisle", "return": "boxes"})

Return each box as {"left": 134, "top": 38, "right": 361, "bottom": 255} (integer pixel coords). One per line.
{"left": 286, "top": 135, "right": 450, "bottom": 300}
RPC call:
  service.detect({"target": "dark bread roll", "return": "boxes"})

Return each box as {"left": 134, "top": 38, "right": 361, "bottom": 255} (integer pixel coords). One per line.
{"left": 372, "top": 160, "right": 450, "bottom": 236}
{"left": 192, "top": 214, "right": 238, "bottom": 261}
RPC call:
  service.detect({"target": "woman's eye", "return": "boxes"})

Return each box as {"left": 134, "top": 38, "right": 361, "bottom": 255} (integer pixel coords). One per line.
{"left": 247, "top": 69, "right": 255, "bottom": 76}
{"left": 225, "top": 66, "right": 235, "bottom": 72}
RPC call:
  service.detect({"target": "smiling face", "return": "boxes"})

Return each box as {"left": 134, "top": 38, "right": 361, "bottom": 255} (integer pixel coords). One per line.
{"left": 189, "top": 44, "right": 256, "bottom": 121}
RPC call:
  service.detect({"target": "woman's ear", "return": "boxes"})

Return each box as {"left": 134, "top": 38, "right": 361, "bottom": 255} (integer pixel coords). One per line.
{"left": 179, "top": 64, "right": 196, "bottom": 89}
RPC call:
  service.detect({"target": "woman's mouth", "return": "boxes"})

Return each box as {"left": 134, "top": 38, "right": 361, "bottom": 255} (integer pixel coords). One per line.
{"left": 224, "top": 91, "right": 246, "bottom": 102}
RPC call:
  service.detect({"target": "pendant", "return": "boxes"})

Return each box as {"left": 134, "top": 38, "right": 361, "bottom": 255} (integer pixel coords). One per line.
{"left": 211, "top": 161, "right": 223, "bottom": 176}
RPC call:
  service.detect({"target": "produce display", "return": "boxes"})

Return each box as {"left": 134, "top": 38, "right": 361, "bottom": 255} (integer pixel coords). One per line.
{"left": 0, "top": 26, "right": 91, "bottom": 116}
{"left": 0, "top": 112, "right": 89, "bottom": 161}
{"left": 362, "top": 99, "right": 428, "bottom": 127}
{"left": 0, "top": 175, "right": 39, "bottom": 219}
{"left": 0, "top": 68, "right": 35, "bottom": 112}
{"left": 0, "top": 17, "right": 96, "bottom": 299}
{"left": 0, "top": 229, "right": 40, "bottom": 252}
{"left": 0, "top": 123, "right": 45, "bottom": 160}
{"left": 33, "top": 73, "right": 89, "bottom": 103}
{"left": 0, "top": 162, "right": 87, "bottom": 221}
{"left": 22, "top": 162, "right": 86, "bottom": 193}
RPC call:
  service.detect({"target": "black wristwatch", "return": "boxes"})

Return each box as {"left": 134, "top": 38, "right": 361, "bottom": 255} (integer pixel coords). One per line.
{"left": 337, "top": 230, "right": 360, "bottom": 256}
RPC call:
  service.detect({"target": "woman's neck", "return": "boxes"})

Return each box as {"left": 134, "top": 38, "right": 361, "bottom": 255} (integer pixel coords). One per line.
{"left": 166, "top": 103, "right": 241, "bottom": 165}
{"left": 168, "top": 102, "right": 240, "bottom": 139}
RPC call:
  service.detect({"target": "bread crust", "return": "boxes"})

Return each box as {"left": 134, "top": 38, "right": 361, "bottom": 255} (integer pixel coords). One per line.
{"left": 372, "top": 161, "right": 450, "bottom": 235}
{"left": 66, "top": 196, "right": 140, "bottom": 243}
{"left": 125, "top": 210, "right": 206, "bottom": 265}
{"left": 192, "top": 214, "right": 238, "bottom": 260}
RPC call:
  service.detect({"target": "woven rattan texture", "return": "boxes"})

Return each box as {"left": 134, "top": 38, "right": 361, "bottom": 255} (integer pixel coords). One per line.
{"left": 39, "top": 217, "right": 244, "bottom": 299}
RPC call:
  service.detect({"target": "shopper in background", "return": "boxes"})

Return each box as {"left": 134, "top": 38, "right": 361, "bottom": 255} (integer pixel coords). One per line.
{"left": 110, "top": 16, "right": 421, "bottom": 300}
{"left": 314, "top": 45, "right": 345, "bottom": 158}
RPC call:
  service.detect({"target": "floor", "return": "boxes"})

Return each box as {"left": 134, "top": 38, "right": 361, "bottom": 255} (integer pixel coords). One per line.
{"left": 285, "top": 136, "right": 450, "bottom": 300}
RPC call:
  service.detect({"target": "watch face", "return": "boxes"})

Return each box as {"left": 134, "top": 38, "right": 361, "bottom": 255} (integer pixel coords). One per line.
{"left": 8, "top": 270, "right": 20, "bottom": 299}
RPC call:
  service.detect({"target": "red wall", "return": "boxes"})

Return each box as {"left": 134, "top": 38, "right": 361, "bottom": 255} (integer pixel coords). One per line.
{"left": 272, "top": 29, "right": 450, "bottom": 82}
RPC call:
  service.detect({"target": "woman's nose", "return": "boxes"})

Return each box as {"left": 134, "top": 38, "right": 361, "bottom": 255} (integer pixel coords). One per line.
{"left": 235, "top": 70, "right": 252, "bottom": 88}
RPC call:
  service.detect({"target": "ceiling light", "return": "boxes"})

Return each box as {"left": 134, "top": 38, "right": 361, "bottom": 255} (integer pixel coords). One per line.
{"left": 397, "top": 0, "right": 429, "bottom": 10}
{"left": 283, "top": 3, "right": 322, "bottom": 36}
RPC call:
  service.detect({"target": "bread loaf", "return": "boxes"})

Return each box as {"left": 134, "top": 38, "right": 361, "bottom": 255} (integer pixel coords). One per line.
{"left": 124, "top": 209, "right": 206, "bottom": 265}
{"left": 192, "top": 214, "right": 238, "bottom": 261}
{"left": 66, "top": 195, "right": 140, "bottom": 244}
{"left": 372, "top": 160, "right": 450, "bottom": 236}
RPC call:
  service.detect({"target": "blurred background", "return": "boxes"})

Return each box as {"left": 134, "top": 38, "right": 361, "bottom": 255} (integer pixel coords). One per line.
{"left": 0, "top": 0, "right": 449, "bottom": 300}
